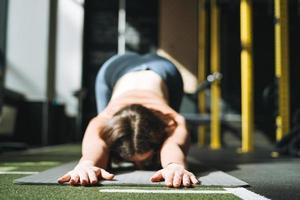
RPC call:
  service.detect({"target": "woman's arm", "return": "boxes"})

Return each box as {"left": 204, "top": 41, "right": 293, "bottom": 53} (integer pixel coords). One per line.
{"left": 58, "top": 113, "right": 114, "bottom": 185}
{"left": 160, "top": 115, "right": 190, "bottom": 168}
{"left": 151, "top": 114, "right": 199, "bottom": 187}
{"left": 81, "top": 114, "right": 110, "bottom": 167}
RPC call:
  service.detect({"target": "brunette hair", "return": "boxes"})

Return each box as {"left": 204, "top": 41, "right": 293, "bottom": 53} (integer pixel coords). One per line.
{"left": 102, "top": 104, "right": 173, "bottom": 166}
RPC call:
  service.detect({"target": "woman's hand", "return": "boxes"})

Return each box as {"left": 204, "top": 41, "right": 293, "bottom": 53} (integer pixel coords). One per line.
{"left": 57, "top": 160, "right": 114, "bottom": 186}
{"left": 150, "top": 163, "right": 199, "bottom": 188}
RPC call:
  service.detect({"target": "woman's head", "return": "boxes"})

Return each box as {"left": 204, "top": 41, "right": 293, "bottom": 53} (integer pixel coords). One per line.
{"left": 102, "top": 104, "right": 172, "bottom": 168}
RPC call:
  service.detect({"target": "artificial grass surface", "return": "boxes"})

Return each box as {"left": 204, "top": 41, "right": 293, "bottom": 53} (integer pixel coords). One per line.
{"left": 1, "top": 175, "right": 239, "bottom": 200}
{"left": 0, "top": 144, "right": 241, "bottom": 200}
{"left": 0, "top": 161, "right": 62, "bottom": 172}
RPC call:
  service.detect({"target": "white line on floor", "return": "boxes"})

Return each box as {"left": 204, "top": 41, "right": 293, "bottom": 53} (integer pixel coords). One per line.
{"left": 0, "top": 171, "right": 39, "bottom": 175}
{"left": 225, "top": 188, "right": 270, "bottom": 200}
{"left": 99, "top": 189, "right": 230, "bottom": 194}
{"left": 99, "top": 187, "right": 271, "bottom": 199}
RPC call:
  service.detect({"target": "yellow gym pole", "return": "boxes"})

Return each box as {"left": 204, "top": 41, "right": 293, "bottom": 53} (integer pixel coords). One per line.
{"left": 210, "top": 0, "right": 221, "bottom": 149}
{"left": 198, "top": 0, "right": 207, "bottom": 146}
{"left": 274, "top": 0, "right": 290, "bottom": 141}
{"left": 240, "top": 0, "right": 254, "bottom": 152}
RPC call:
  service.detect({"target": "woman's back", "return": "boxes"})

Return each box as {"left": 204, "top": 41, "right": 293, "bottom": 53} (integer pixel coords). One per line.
{"left": 104, "top": 71, "right": 172, "bottom": 117}
{"left": 111, "top": 70, "right": 169, "bottom": 102}
{"left": 95, "top": 53, "right": 183, "bottom": 113}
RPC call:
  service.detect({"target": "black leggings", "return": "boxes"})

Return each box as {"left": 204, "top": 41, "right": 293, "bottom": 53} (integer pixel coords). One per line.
{"left": 95, "top": 52, "right": 184, "bottom": 113}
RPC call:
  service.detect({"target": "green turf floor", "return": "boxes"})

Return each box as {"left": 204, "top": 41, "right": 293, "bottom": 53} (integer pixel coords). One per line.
{"left": 0, "top": 175, "right": 239, "bottom": 200}
{"left": 0, "top": 144, "right": 241, "bottom": 200}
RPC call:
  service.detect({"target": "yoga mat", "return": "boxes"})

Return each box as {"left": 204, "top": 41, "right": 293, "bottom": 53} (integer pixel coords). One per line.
{"left": 14, "top": 161, "right": 248, "bottom": 187}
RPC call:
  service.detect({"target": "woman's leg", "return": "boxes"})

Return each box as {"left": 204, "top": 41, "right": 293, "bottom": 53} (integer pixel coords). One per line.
{"left": 95, "top": 52, "right": 139, "bottom": 113}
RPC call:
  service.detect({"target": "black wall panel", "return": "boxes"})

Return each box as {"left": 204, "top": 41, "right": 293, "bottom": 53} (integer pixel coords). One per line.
{"left": 81, "top": 0, "right": 159, "bottom": 138}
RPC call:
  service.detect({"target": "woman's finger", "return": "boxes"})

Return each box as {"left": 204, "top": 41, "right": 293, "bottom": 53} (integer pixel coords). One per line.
{"left": 100, "top": 168, "right": 114, "bottom": 180}
{"left": 57, "top": 172, "right": 71, "bottom": 184}
{"left": 70, "top": 173, "right": 80, "bottom": 186}
{"left": 190, "top": 174, "right": 200, "bottom": 185}
{"left": 93, "top": 167, "right": 101, "bottom": 177}
{"left": 87, "top": 169, "right": 98, "bottom": 185}
{"left": 77, "top": 168, "right": 89, "bottom": 185}
{"left": 150, "top": 170, "right": 164, "bottom": 182}
{"left": 164, "top": 171, "right": 174, "bottom": 187}
{"left": 182, "top": 174, "right": 191, "bottom": 187}
{"left": 173, "top": 172, "right": 183, "bottom": 188}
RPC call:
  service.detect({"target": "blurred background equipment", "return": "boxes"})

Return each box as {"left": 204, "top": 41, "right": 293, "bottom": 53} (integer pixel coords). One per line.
{"left": 0, "top": 0, "right": 299, "bottom": 156}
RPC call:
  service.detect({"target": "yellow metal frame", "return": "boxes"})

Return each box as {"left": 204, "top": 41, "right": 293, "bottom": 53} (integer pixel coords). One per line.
{"left": 197, "top": 0, "right": 207, "bottom": 146}
{"left": 274, "top": 0, "right": 290, "bottom": 141}
{"left": 240, "top": 0, "right": 254, "bottom": 152}
{"left": 210, "top": 0, "right": 221, "bottom": 149}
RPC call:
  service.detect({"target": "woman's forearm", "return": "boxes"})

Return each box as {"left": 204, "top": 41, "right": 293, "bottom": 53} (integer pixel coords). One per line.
{"left": 81, "top": 117, "right": 109, "bottom": 168}
{"left": 160, "top": 114, "right": 190, "bottom": 169}
{"left": 160, "top": 142, "right": 187, "bottom": 168}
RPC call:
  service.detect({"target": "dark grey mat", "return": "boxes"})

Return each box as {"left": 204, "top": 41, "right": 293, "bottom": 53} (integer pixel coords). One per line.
{"left": 14, "top": 161, "right": 248, "bottom": 187}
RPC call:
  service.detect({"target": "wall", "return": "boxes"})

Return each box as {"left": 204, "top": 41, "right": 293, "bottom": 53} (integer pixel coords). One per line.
{"left": 5, "top": 0, "right": 84, "bottom": 116}
{"left": 159, "top": 0, "right": 198, "bottom": 93}
{"left": 55, "top": 0, "right": 84, "bottom": 116}
{"left": 5, "top": 0, "right": 50, "bottom": 100}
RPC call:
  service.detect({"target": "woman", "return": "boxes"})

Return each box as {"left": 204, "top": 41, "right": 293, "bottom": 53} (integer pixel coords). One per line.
{"left": 58, "top": 52, "right": 199, "bottom": 187}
